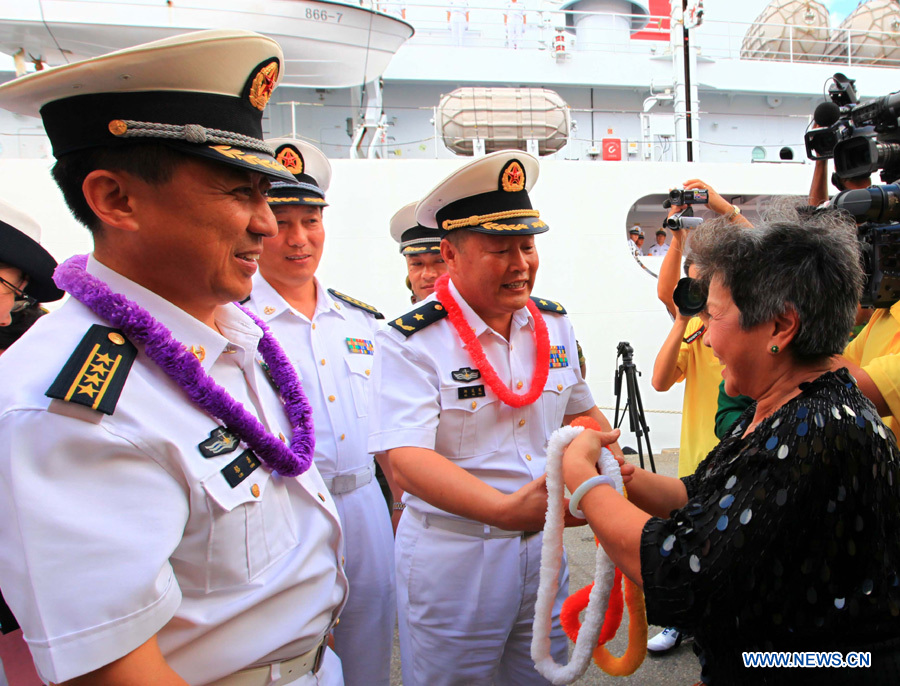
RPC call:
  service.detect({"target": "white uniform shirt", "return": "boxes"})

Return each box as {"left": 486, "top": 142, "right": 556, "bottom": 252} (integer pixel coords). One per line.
{"left": 0, "top": 257, "right": 348, "bottom": 685}
{"left": 247, "top": 276, "right": 379, "bottom": 478}
{"left": 649, "top": 242, "right": 670, "bottom": 257}
{"left": 506, "top": 0, "right": 526, "bottom": 20}
{"left": 448, "top": 0, "right": 468, "bottom": 19}
{"left": 368, "top": 278, "right": 594, "bottom": 522}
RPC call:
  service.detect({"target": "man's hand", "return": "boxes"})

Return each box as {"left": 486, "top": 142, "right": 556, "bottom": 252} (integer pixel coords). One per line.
{"left": 55, "top": 636, "right": 188, "bottom": 686}
{"left": 498, "top": 474, "right": 587, "bottom": 531}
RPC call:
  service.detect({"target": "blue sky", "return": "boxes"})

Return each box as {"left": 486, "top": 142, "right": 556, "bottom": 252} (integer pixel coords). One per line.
{"left": 708, "top": 0, "right": 862, "bottom": 23}
{"left": 824, "top": 0, "right": 861, "bottom": 21}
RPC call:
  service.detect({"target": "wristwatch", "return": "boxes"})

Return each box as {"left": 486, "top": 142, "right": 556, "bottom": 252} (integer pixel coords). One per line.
{"left": 726, "top": 205, "right": 742, "bottom": 220}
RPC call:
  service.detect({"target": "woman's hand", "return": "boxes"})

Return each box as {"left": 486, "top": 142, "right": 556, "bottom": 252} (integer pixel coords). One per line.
{"left": 563, "top": 428, "right": 623, "bottom": 493}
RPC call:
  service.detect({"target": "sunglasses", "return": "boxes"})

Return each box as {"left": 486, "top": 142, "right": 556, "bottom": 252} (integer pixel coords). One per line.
{"left": 0, "top": 274, "right": 37, "bottom": 313}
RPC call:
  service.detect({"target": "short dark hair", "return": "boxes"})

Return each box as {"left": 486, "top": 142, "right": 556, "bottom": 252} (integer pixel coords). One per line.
{"left": 51, "top": 142, "right": 189, "bottom": 234}
{"left": 442, "top": 229, "right": 472, "bottom": 251}
{"left": 690, "top": 206, "right": 863, "bottom": 362}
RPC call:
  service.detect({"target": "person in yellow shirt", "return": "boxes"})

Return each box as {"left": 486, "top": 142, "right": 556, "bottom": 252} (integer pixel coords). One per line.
{"left": 837, "top": 302, "right": 900, "bottom": 438}
{"left": 652, "top": 257, "right": 722, "bottom": 479}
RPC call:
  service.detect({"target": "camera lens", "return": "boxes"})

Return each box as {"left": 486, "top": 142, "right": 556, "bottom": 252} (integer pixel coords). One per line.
{"left": 673, "top": 277, "right": 707, "bottom": 317}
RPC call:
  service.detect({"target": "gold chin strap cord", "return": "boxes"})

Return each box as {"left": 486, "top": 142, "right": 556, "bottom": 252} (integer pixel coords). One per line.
{"left": 441, "top": 209, "right": 540, "bottom": 231}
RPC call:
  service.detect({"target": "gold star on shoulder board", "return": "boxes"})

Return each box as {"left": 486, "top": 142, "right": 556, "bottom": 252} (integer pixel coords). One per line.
{"left": 414, "top": 313, "right": 425, "bottom": 321}
{"left": 77, "top": 384, "right": 98, "bottom": 398}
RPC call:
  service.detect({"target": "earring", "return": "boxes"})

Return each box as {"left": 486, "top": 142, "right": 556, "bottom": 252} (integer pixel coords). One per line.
{"left": 770, "top": 345, "right": 780, "bottom": 354}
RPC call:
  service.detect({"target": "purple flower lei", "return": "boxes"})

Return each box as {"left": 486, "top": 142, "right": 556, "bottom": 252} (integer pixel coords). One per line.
{"left": 54, "top": 254, "right": 315, "bottom": 477}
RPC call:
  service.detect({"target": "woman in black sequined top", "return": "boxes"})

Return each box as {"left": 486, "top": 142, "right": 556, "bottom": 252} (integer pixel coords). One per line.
{"left": 563, "top": 209, "right": 900, "bottom": 684}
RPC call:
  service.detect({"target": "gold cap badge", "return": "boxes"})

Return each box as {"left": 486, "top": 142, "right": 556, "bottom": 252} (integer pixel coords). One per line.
{"left": 248, "top": 61, "right": 279, "bottom": 111}
{"left": 501, "top": 160, "right": 525, "bottom": 193}
{"left": 275, "top": 146, "right": 303, "bottom": 174}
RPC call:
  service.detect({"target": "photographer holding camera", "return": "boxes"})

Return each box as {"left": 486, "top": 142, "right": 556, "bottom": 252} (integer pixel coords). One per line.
{"left": 648, "top": 179, "right": 751, "bottom": 655}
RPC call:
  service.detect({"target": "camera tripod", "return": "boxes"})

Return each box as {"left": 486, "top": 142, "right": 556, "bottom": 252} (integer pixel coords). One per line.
{"left": 613, "top": 341, "right": 656, "bottom": 473}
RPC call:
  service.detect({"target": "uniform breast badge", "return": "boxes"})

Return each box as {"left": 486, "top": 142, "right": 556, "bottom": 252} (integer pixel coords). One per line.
{"left": 199, "top": 427, "right": 242, "bottom": 458}
{"left": 46, "top": 325, "right": 137, "bottom": 415}
{"left": 550, "top": 346, "right": 569, "bottom": 369}
{"left": 451, "top": 367, "right": 481, "bottom": 382}
{"left": 345, "top": 338, "right": 374, "bottom": 355}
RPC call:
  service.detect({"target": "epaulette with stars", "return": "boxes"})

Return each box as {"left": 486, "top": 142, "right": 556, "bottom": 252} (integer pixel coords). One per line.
{"left": 530, "top": 296, "right": 567, "bottom": 315}
{"left": 388, "top": 301, "right": 448, "bottom": 337}
{"left": 327, "top": 288, "right": 384, "bottom": 319}
{"left": 45, "top": 325, "right": 137, "bottom": 415}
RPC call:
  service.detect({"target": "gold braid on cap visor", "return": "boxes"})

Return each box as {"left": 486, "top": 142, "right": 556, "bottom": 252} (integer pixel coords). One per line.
{"left": 441, "top": 209, "right": 540, "bottom": 231}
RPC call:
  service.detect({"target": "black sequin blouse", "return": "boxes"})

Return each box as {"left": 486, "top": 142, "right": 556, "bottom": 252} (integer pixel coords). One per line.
{"left": 641, "top": 369, "right": 900, "bottom": 685}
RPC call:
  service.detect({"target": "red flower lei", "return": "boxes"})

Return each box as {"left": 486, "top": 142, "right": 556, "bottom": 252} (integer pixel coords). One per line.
{"left": 434, "top": 273, "right": 550, "bottom": 408}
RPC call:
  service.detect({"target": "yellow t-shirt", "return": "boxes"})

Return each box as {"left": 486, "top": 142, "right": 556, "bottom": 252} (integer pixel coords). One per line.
{"left": 843, "top": 302, "right": 900, "bottom": 439}
{"left": 674, "top": 317, "right": 724, "bottom": 477}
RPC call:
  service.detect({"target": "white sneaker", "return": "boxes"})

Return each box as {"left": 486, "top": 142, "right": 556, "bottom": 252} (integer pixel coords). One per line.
{"left": 647, "top": 627, "right": 683, "bottom": 655}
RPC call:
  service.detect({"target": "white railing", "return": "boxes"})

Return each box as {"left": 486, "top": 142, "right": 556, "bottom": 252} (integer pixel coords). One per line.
{"left": 375, "top": 2, "right": 900, "bottom": 68}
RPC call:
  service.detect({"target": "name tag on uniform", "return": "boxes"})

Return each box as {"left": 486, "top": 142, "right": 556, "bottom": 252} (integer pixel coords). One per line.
{"left": 550, "top": 345, "right": 569, "bottom": 369}
{"left": 222, "top": 450, "right": 260, "bottom": 488}
{"left": 345, "top": 337, "right": 374, "bottom": 354}
{"left": 458, "top": 385, "right": 486, "bottom": 399}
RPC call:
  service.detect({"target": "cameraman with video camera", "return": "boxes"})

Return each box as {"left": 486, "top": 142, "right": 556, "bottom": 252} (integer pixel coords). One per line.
{"left": 832, "top": 179, "right": 900, "bottom": 437}
{"left": 805, "top": 74, "right": 900, "bottom": 437}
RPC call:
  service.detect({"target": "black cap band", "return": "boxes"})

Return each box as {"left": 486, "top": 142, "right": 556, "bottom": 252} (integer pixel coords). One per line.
{"left": 41, "top": 91, "right": 266, "bottom": 157}
{"left": 435, "top": 189, "right": 533, "bottom": 231}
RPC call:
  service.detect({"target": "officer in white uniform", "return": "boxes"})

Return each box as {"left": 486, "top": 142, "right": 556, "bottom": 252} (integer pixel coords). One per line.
{"left": 390, "top": 201, "right": 446, "bottom": 305}
{"left": 0, "top": 31, "right": 348, "bottom": 686}
{"left": 447, "top": 0, "right": 469, "bottom": 46}
{"left": 648, "top": 228, "right": 670, "bottom": 257}
{"left": 369, "top": 151, "right": 623, "bottom": 686}
{"left": 505, "top": 0, "right": 527, "bottom": 48}
{"left": 627, "top": 226, "right": 642, "bottom": 257}
{"left": 245, "top": 138, "right": 395, "bottom": 686}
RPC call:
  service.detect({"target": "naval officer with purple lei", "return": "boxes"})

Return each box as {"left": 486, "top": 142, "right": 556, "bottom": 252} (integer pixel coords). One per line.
{"left": 0, "top": 30, "right": 347, "bottom": 686}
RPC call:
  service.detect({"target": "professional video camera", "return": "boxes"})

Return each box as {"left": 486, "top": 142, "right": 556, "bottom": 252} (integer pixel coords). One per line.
{"left": 832, "top": 184, "right": 900, "bottom": 308}
{"left": 806, "top": 75, "right": 900, "bottom": 308}
{"left": 805, "top": 73, "right": 900, "bottom": 183}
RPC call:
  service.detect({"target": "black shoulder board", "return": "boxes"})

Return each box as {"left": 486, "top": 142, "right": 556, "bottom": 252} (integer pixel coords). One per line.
{"left": 388, "top": 301, "right": 448, "bottom": 337}
{"left": 46, "top": 325, "right": 137, "bottom": 415}
{"left": 530, "top": 297, "right": 567, "bottom": 315}
{"left": 328, "top": 288, "right": 384, "bottom": 319}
